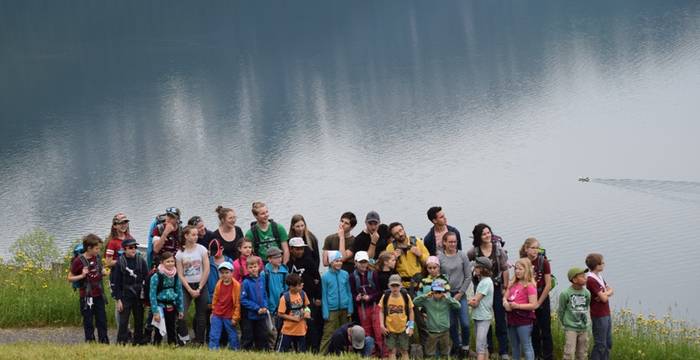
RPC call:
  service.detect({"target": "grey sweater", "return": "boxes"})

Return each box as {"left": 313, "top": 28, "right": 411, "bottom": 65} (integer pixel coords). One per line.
{"left": 438, "top": 251, "right": 472, "bottom": 295}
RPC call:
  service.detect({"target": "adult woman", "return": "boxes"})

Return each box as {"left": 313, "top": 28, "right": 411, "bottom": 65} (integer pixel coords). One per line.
{"left": 287, "top": 214, "right": 320, "bottom": 268}
{"left": 467, "top": 223, "right": 510, "bottom": 359}
{"left": 105, "top": 212, "right": 135, "bottom": 267}
{"left": 212, "top": 206, "right": 244, "bottom": 260}
{"left": 438, "top": 232, "right": 472, "bottom": 357}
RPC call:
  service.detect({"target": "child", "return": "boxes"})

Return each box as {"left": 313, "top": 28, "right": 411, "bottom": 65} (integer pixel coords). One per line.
{"left": 111, "top": 238, "right": 148, "bottom": 345}
{"left": 558, "top": 267, "right": 591, "bottom": 360}
{"left": 520, "top": 237, "right": 553, "bottom": 360}
{"left": 233, "top": 238, "right": 264, "bottom": 283}
{"left": 287, "top": 237, "right": 323, "bottom": 353}
{"left": 503, "top": 258, "right": 538, "bottom": 360}
{"left": 206, "top": 239, "right": 233, "bottom": 345}
{"left": 586, "top": 253, "right": 614, "bottom": 360}
{"left": 350, "top": 251, "right": 382, "bottom": 356}
{"left": 265, "top": 247, "right": 288, "bottom": 348}
{"left": 320, "top": 251, "right": 354, "bottom": 354}
{"left": 68, "top": 233, "right": 109, "bottom": 343}
{"left": 379, "top": 274, "right": 415, "bottom": 360}
{"left": 415, "top": 256, "right": 450, "bottom": 354}
{"left": 469, "top": 257, "right": 494, "bottom": 360}
{"left": 412, "top": 279, "right": 461, "bottom": 359}
{"left": 209, "top": 261, "right": 241, "bottom": 350}
{"left": 375, "top": 250, "right": 398, "bottom": 292}
{"left": 176, "top": 225, "right": 210, "bottom": 345}
{"left": 277, "top": 273, "right": 311, "bottom": 352}
{"left": 240, "top": 255, "right": 271, "bottom": 350}
{"left": 149, "top": 251, "right": 185, "bottom": 345}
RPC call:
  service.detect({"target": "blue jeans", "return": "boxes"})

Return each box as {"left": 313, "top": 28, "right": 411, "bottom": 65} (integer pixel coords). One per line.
{"left": 361, "top": 336, "right": 375, "bottom": 357}
{"left": 209, "top": 315, "right": 240, "bottom": 350}
{"left": 508, "top": 324, "right": 534, "bottom": 360}
{"left": 449, "top": 294, "right": 470, "bottom": 351}
{"left": 591, "top": 316, "right": 612, "bottom": 360}
{"left": 488, "top": 284, "right": 509, "bottom": 355}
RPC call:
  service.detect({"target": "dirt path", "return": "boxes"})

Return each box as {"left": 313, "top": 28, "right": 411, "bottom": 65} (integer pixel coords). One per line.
{"left": 0, "top": 327, "right": 118, "bottom": 344}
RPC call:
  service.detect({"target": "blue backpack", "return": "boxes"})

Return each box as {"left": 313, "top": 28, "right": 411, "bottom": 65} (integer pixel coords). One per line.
{"left": 71, "top": 244, "right": 85, "bottom": 291}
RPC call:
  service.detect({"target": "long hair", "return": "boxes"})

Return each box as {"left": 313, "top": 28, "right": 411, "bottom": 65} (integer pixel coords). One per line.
{"left": 106, "top": 212, "right": 131, "bottom": 242}
{"left": 180, "top": 225, "right": 197, "bottom": 249}
{"left": 375, "top": 251, "right": 396, "bottom": 271}
{"left": 512, "top": 258, "right": 534, "bottom": 286}
{"left": 288, "top": 214, "right": 317, "bottom": 252}
{"left": 519, "top": 237, "right": 540, "bottom": 258}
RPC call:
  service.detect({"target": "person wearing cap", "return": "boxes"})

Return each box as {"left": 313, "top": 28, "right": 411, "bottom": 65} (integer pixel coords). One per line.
{"left": 385, "top": 222, "right": 429, "bottom": 290}
{"left": 350, "top": 251, "right": 383, "bottom": 356}
{"left": 320, "top": 250, "right": 354, "bottom": 353}
{"left": 469, "top": 256, "right": 495, "bottom": 360}
{"left": 322, "top": 211, "right": 358, "bottom": 273}
{"left": 412, "top": 279, "right": 461, "bottom": 359}
{"left": 423, "top": 206, "right": 463, "bottom": 256}
{"left": 558, "top": 267, "right": 591, "bottom": 360}
{"left": 111, "top": 237, "right": 149, "bottom": 345}
{"left": 206, "top": 239, "right": 234, "bottom": 346}
{"left": 327, "top": 323, "right": 375, "bottom": 357}
{"left": 245, "top": 201, "right": 290, "bottom": 263}
{"left": 264, "top": 246, "right": 288, "bottom": 348}
{"left": 151, "top": 207, "right": 183, "bottom": 265}
{"left": 287, "top": 237, "right": 323, "bottom": 353}
{"left": 415, "top": 255, "right": 451, "bottom": 353}
{"left": 352, "top": 211, "right": 391, "bottom": 260}
{"left": 105, "top": 212, "right": 135, "bottom": 268}
{"left": 379, "top": 274, "right": 414, "bottom": 360}
{"left": 209, "top": 261, "right": 241, "bottom": 350}
{"left": 188, "top": 215, "right": 215, "bottom": 250}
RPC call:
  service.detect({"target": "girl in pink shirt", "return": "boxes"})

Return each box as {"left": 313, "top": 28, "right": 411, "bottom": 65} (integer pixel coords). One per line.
{"left": 503, "top": 258, "right": 538, "bottom": 360}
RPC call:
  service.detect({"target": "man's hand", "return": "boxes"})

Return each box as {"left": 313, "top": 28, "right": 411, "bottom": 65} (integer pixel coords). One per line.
{"left": 410, "top": 246, "right": 422, "bottom": 257}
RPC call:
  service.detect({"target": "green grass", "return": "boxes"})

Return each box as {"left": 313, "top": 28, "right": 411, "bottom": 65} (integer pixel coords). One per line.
{"left": 1, "top": 263, "right": 698, "bottom": 359}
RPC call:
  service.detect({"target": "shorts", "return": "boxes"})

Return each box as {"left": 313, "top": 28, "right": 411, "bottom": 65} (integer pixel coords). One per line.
{"left": 385, "top": 332, "right": 409, "bottom": 351}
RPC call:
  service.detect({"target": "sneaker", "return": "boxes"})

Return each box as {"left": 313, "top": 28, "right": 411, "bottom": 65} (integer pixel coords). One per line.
{"left": 500, "top": 355, "right": 511, "bottom": 360}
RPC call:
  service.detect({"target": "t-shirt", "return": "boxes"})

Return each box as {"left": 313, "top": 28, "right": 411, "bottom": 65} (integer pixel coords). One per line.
{"left": 245, "top": 222, "right": 288, "bottom": 259}
{"left": 70, "top": 255, "right": 104, "bottom": 298}
{"left": 532, "top": 256, "right": 551, "bottom": 293}
{"left": 323, "top": 233, "right": 356, "bottom": 273}
{"left": 212, "top": 227, "right": 244, "bottom": 260}
{"left": 379, "top": 293, "right": 414, "bottom": 333}
{"left": 278, "top": 291, "right": 310, "bottom": 336}
{"left": 213, "top": 281, "right": 235, "bottom": 318}
{"left": 472, "top": 277, "right": 494, "bottom": 321}
{"left": 176, "top": 244, "right": 208, "bottom": 283}
{"left": 505, "top": 282, "right": 537, "bottom": 326}
{"left": 587, "top": 274, "right": 611, "bottom": 318}
{"left": 467, "top": 243, "right": 509, "bottom": 287}
{"left": 105, "top": 237, "right": 129, "bottom": 261}
{"left": 352, "top": 230, "right": 389, "bottom": 260}
{"left": 196, "top": 229, "right": 215, "bottom": 250}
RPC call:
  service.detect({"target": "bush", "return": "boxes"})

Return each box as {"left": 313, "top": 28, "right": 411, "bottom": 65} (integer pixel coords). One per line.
{"left": 10, "top": 228, "right": 61, "bottom": 268}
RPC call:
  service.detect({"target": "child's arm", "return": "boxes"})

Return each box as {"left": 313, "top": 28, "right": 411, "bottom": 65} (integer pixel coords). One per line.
{"left": 240, "top": 280, "right": 260, "bottom": 313}
{"left": 378, "top": 295, "right": 388, "bottom": 334}
{"left": 412, "top": 293, "right": 427, "bottom": 308}
{"left": 469, "top": 292, "right": 484, "bottom": 308}
{"left": 176, "top": 256, "right": 193, "bottom": 295}
{"left": 232, "top": 281, "right": 241, "bottom": 324}
{"left": 199, "top": 251, "right": 210, "bottom": 291}
{"left": 321, "top": 275, "right": 330, "bottom": 320}
{"left": 447, "top": 293, "right": 461, "bottom": 309}
{"left": 512, "top": 286, "right": 538, "bottom": 311}
{"left": 174, "top": 276, "right": 185, "bottom": 315}
{"left": 407, "top": 297, "right": 415, "bottom": 336}
{"left": 557, "top": 291, "right": 567, "bottom": 324}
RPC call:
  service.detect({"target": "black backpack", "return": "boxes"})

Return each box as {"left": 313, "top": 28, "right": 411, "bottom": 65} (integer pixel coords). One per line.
{"left": 116, "top": 254, "right": 148, "bottom": 299}
{"left": 75, "top": 254, "right": 105, "bottom": 300}
{"left": 381, "top": 288, "right": 410, "bottom": 318}
{"left": 249, "top": 220, "right": 281, "bottom": 256}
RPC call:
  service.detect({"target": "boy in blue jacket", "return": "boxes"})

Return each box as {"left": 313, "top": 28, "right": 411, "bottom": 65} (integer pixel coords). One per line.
{"left": 320, "top": 251, "right": 354, "bottom": 354}
{"left": 241, "top": 255, "right": 271, "bottom": 350}
{"left": 264, "top": 247, "right": 288, "bottom": 348}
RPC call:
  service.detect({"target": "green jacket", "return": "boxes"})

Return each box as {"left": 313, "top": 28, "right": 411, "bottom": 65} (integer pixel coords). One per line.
{"left": 412, "top": 292, "right": 460, "bottom": 333}
{"left": 557, "top": 286, "right": 591, "bottom": 331}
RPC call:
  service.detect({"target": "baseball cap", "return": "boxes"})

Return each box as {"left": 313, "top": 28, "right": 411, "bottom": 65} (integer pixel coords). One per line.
{"left": 112, "top": 213, "right": 129, "bottom": 225}
{"left": 267, "top": 247, "right": 282, "bottom": 258}
{"left": 388, "top": 274, "right": 402, "bottom": 286}
{"left": 426, "top": 256, "right": 440, "bottom": 266}
{"left": 350, "top": 325, "right": 366, "bottom": 349}
{"left": 121, "top": 238, "right": 138, "bottom": 248}
{"left": 431, "top": 279, "right": 447, "bottom": 292}
{"left": 165, "top": 207, "right": 181, "bottom": 219}
{"left": 567, "top": 267, "right": 589, "bottom": 281}
{"left": 218, "top": 261, "right": 233, "bottom": 271}
{"left": 288, "top": 237, "right": 308, "bottom": 248}
{"left": 187, "top": 216, "right": 203, "bottom": 226}
{"left": 475, "top": 256, "right": 492, "bottom": 269}
{"left": 354, "top": 251, "right": 369, "bottom": 262}
{"left": 365, "top": 211, "right": 381, "bottom": 224}
{"left": 328, "top": 250, "right": 342, "bottom": 263}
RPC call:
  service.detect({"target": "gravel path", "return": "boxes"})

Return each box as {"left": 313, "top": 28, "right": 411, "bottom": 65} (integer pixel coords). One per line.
{"left": 0, "top": 327, "right": 118, "bottom": 344}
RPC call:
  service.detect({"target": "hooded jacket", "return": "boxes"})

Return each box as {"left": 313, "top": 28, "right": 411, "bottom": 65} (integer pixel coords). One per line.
{"left": 264, "top": 262, "right": 288, "bottom": 313}
{"left": 321, "top": 267, "right": 353, "bottom": 320}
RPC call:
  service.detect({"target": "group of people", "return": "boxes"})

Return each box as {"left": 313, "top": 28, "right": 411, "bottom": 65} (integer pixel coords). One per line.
{"left": 68, "top": 203, "right": 614, "bottom": 360}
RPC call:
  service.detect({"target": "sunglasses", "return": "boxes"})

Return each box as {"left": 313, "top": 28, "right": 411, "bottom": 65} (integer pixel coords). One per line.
{"left": 114, "top": 220, "right": 129, "bottom": 225}
{"left": 389, "top": 284, "right": 401, "bottom": 287}
{"left": 188, "top": 216, "right": 202, "bottom": 226}
{"left": 125, "top": 246, "right": 137, "bottom": 250}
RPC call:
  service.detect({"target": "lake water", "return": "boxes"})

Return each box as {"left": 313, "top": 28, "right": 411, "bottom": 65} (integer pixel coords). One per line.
{"left": 1, "top": 1, "right": 700, "bottom": 322}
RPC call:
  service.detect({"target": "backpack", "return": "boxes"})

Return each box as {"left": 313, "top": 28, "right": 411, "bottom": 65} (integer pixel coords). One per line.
{"left": 117, "top": 253, "right": 148, "bottom": 299}
{"left": 73, "top": 253, "right": 105, "bottom": 300}
{"left": 474, "top": 240, "right": 506, "bottom": 287}
{"left": 249, "top": 220, "right": 280, "bottom": 257}
{"left": 146, "top": 215, "right": 165, "bottom": 269}
{"left": 391, "top": 236, "right": 421, "bottom": 268}
{"left": 535, "top": 250, "right": 557, "bottom": 292}
{"left": 71, "top": 244, "right": 86, "bottom": 291}
{"left": 353, "top": 269, "right": 375, "bottom": 295}
{"left": 381, "top": 288, "right": 410, "bottom": 319}
{"left": 142, "top": 270, "right": 175, "bottom": 307}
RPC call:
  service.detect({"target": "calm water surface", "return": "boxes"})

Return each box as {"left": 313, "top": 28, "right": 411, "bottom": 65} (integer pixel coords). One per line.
{"left": 1, "top": 1, "right": 699, "bottom": 321}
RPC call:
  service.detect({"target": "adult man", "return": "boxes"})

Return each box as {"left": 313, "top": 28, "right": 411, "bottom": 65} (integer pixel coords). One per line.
{"left": 287, "top": 237, "right": 323, "bottom": 353}
{"left": 384, "top": 222, "right": 429, "bottom": 291}
{"left": 351, "top": 211, "right": 391, "bottom": 261}
{"left": 322, "top": 211, "right": 357, "bottom": 273}
{"left": 245, "top": 201, "right": 289, "bottom": 263}
{"left": 423, "top": 206, "right": 462, "bottom": 256}
{"left": 188, "top": 215, "right": 215, "bottom": 249}
{"left": 326, "top": 323, "right": 375, "bottom": 357}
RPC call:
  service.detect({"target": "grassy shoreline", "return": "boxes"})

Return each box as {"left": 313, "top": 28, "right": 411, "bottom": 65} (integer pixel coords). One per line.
{"left": 1, "top": 263, "right": 699, "bottom": 358}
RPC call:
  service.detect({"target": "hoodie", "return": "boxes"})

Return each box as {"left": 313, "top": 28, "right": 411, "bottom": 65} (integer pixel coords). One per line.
{"left": 321, "top": 267, "right": 353, "bottom": 320}
{"left": 264, "top": 262, "right": 288, "bottom": 313}
{"left": 241, "top": 274, "right": 268, "bottom": 320}
{"left": 287, "top": 255, "right": 322, "bottom": 303}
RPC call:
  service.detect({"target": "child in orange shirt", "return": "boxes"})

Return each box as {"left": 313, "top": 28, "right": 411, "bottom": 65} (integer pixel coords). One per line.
{"left": 277, "top": 273, "right": 311, "bottom": 352}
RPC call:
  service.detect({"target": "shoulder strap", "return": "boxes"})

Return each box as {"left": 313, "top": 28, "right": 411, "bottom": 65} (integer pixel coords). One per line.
{"left": 401, "top": 289, "right": 410, "bottom": 318}
{"left": 250, "top": 222, "right": 260, "bottom": 254}
{"left": 367, "top": 270, "right": 374, "bottom": 289}
{"left": 270, "top": 220, "right": 280, "bottom": 244}
{"left": 119, "top": 255, "right": 128, "bottom": 276}
{"left": 353, "top": 270, "right": 362, "bottom": 291}
{"left": 284, "top": 291, "right": 292, "bottom": 314}
{"left": 382, "top": 289, "right": 391, "bottom": 318}
{"left": 238, "top": 258, "right": 245, "bottom": 277}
